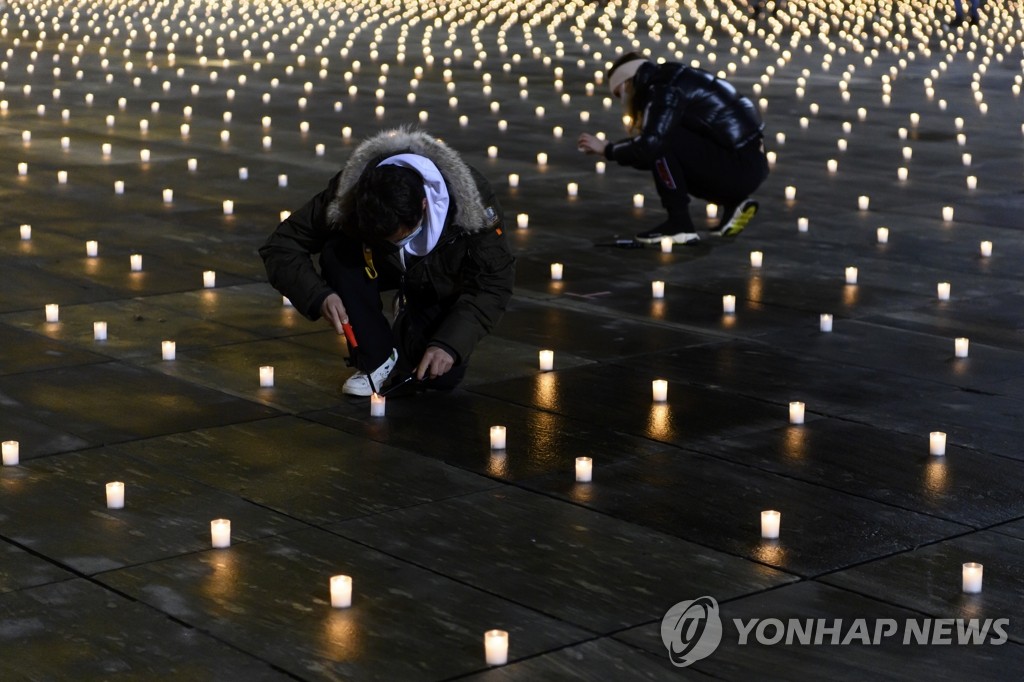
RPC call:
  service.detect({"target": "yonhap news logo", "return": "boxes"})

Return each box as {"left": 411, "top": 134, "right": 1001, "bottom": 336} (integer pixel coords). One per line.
{"left": 661, "top": 596, "right": 1009, "bottom": 668}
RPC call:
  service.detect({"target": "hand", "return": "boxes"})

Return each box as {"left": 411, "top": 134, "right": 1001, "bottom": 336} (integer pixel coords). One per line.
{"left": 320, "top": 293, "right": 348, "bottom": 335}
{"left": 417, "top": 346, "right": 455, "bottom": 380}
{"left": 577, "top": 133, "right": 604, "bottom": 155}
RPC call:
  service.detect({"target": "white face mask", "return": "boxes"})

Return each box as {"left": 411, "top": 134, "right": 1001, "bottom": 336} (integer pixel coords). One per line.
{"left": 392, "top": 223, "right": 422, "bottom": 248}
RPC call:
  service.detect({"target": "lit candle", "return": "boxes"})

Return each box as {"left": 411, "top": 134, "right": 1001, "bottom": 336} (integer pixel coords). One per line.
{"left": 536, "top": 152, "right": 547, "bottom": 166}
{"left": 45, "top": 304, "right": 59, "bottom": 323}
{"left": 93, "top": 321, "right": 108, "bottom": 341}
{"left": 797, "top": 217, "right": 809, "bottom": 232}
{"left": 550, "top": 263, "right": 563, "bottom": 281}
{"left": 19, "top": 224, "right": 31, "bottom": 240}
{"left": 962, "top": 562, "right": 983, "bottom": 594}
{"left": 897, "top": 167, "right": 908, "bottom": 181}
{"left": 102, "top": 143, "right": 112, "bottom": 156}
{"left": 566, "top": 182, "right": 578, "bottom": 197}
{"left": 857, "top": 195, "right": 870, "bottom": 210}
{"left": 238, "top": 167, "right": 249, "bottom": 180}
{"left": 760, "top": 510, "right": 781, "bottom": 539}
{"left": 114, "top": 180, "right": 125, "bottom": 194}
{"left": 595, "top": 161, "right": 606, "bottom": 174}
{"left": 105, "top": 481, "right": 125, "bottom": 509}
{"left": 484, "top": 630, "right": 509, "bottom": 666}
{"left": 575, "top": 457, "right": 593, "bottom": 483}
{"left": 330, "top": 575, "right": 353, "bottom": 608}
{"left": 259, "top": 366, "right": 274, "bottom": 388}
{"left": 789, "top": 401, "right": 805, "bottom": 425}
{"left": 660, "top": 237, "right": 673, "bottom": 254}
{"left": 902, "top": 146, "right": 912, "bottom": 160}
{"left": 508, "top": 173, "right": 519, "bottom": 188}
{"left": 966, "top": 176, "right": 977, "bottom": 190}
{"left": 57, "top": 170, "right": 68, "bottom": 184}
{"left": 784, "top": 186, "right": 796, "bottom": 200}
{"left": 826, "top": 159, "right": 838, "bottom": 173}
{"left": 162, "top": 188, "right": 173, "bottom": 203}
{"left": 1, "top": 441, "right": 19, "bottom": 466}
{"left": 750, "top": 251, "right": 763, "bottom": 268}
{"left": 538, "top": 350, "right": 554, "bottom": 371}
{"left": 633, "top": 193, "right": 644, "bottom": 208}
{"left": 489, "top": 426, "right": 507, "bottom": 450}
{"left": 722, "top": 295, "right": 736, "bottom": 314}
{"left": 130, "top": 254, "right": 143, "bottom": 272}
{"left": 820, "top": 314, "right": 833, "bottom": 333}
{"left": 222, "top": 200, "right": 234, "bottom": 215}
{"left": 955, "top": 337, "right": 969, "bottom": 358}
{"left": 845, "top": 267, "right": 858, "bottom": 285}
{"left": 876, "top": 227, "right": 889, "bottom": 244}
{"left": 203, "top": 271, "right": 216, "bottom": 288}
{"left": 516, "top": 214, "right": 529, "bottom": 229}
{"left": 187, "top": 158, "right": 197, "bottom": 171}
{"left": 161, "top": 341, "right": 176, "bottom": 361}
{"left": 651, "top": 379, "right": 668, "bottom": 403}
{"left": 277, "top": 174, "right": 288, "bottom": 187}
{"left": 368, "top": 392, "right": 387, "bottom": 417}
{"left": 651, "top": 281, "right": 665, "bottom": 299}
{"left": 942, "top": 206, "right": 954, "bottom": 221}
{"left": 86, "top": 240, "right": 98, "bottom": 257}
{"left": 937, "top": 282, "right": 951, "bottom": 301}
{"left": 976, "top": 239, "right": 992, "bottom": 258}
{"left": 140, "top": 149, "right": 151, "bottom": 162}
{"left": 487, "top": 146, "right": 498, "bottom": 159}
{"left": 706, "top": 204, "right": 718, "bottom": 219}
{"left": 210, "top": 519, "right": 231, "bottom": 548}
{"left": 929, "top": 431, "right": 947, "bottom": 456}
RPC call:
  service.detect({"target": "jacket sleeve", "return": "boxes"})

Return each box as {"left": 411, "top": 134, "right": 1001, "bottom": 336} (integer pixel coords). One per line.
{"left": 605, "top": 85, "right": 684, "bottom": 169}
{"left": 258, "top": 173, "right": 341, "bottom": 320}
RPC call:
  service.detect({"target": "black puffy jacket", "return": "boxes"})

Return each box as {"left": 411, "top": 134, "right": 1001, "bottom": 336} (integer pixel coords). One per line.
{"left": 605, "top": 61, "right": 764, "bottom": 169}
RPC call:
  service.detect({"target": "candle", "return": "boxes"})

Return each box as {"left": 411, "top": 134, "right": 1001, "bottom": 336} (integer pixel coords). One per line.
{"left": 487, "top": 146, "right": 498, "bottom": 159}
{"left": 140, "top": 149, "right": 151, "bottom": 162}
{"left": 516, "top": 213, "right": 528, "bottom": 229}
{"left": 750, "top": 251, "right": 763, "bottom": 268}
{"left": 979, "top": 241, "right": 993, "bottom": 257}
{"left": 223, "top": 200, "right": 234, "bottom": 215}
{"left": 595, "top": 161, "right": 606, "bottom": 174}
{"left": 187, "top": 158, "right": 197, "bottom": 171}
{"left": 651, "top": 281, "right": 665, "bottom": 299}
{"left": 330, "top": 575, "right": 353, "bottom": 608}
{"left": 566, "top": 182, "right": 578, "bottom": 197}
{"left": 508, "top": 173, "right": 519, "bottom": 188}
{"left": 45, "top": 304, "right": 59, "bottom": 323}
{"left": 278, "top": 174, "right": 288, "bottom": 187}
{"left": 238, "top": 167, "right": 249, "bottom": 180}
{"left": 652, "top": 379, "right": 668, "bottom": 402}
{"left": 937, "top": 282, "right": 951, "bottom": 301}
{"left": 897, "top": 167, "right": 908, "bottom": 181}
{"left": 876, "top": 227, "right": 889, "bottom": 244}
{"left": 760, "top": 510, "right": 781, "bottom": 539}
{"left": 86, "top": 240, "right": 98, "bottom": 257}
{"left": 633, "top": 193, "right": 644, "bottom": 208}
{"left": 902, "top": 146, "right": 912, "bottom": 160}
{"left": 966, "top": 176, "right": 977, "bottom": 190}
{"left": 94, "top": 321, "right": 108, "bottom": 341}
{"left": 706, "top": 204, "right": 718, "bottom": 219}
{"left": 789, "top": 401, "right": 805, "bottom": 425}
{"left": 489, "top": 426, "right": 507, "bottom": 450}
{"left": 102, "top": 143, "right": 112, "bottom": 156}
{"left": 820, "top": 314, "right": 833, "bottom": 333}
{"left": 538, "top": 350, "right": 554, "bottom": 371}
{"left": 536, "top": 152, "right": 547, "bottom": 166}
{"left": 660, "top": 237, "right": 673, "bottom": 254}
{"left": 942, "top": 206, "right": 954, "bottom": 222}
{"left": 1, "top": 441, "right": 19, "bottom": 466}
{"left": 722, "top": 295, "right": 736, "bottom": 314}
{"left": 929, "top": 431, "right": 947, "bottom": 456}
{"left": 784, "top": 186, "right": 796, "bottom": 200}
{"left": 550, "top": 263, "right": 563, "bottom": 281}
{"left": 19, "top": 224, "right": 31, "bottom": 240}
{"left": 57, "top": 170, "right": 68, "bottom": 184}
{"left": 797, "top": 217, "right": 809, "bottom": 232}
{"left": 162, "top": 341, "right": 176, "bottom": 361}
{"left": 203, "top": 271, "right": 216, "bottom": 288}
{"left": 162, "top": 188, "right": 173, "bottom": 203}
{"left": 858, "top": 195, "right": 870, "bottom": 210}
{"left": 845, "top": 267, "right": 858, "bottom": 285}
{"left": 130, "top": 254, "right": 143, "bottom": 272}
{"left": 370, "top": 392, "right": 386, "bottom": 417}
{"left": 575, "top": 457, "right": 592, "bottom": 483}
{"left": 105, "top": 482, "right": 125, "bottom": 509}
{"left": 962, "top": 562, "right": 983, "bottom": 594}
{"left": 210, "top": 519, "right": 231, "bottom": 548}
{"left": 259, "top": 366, "right": 274, "bottom": 388}
{"left": 955, "top": 337, "right": 969, "bottom": 358}
{"left": 484, "top": 630, "right": 509, "bottom": 666}
{"left": 114, "top": 180, "right": 125, "bottom": 194}
{"left": 826, "top": 159, "right": 838, "bottom": 173}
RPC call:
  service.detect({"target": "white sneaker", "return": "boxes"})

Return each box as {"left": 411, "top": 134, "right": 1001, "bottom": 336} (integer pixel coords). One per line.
{"left": 342, "top": 348, "right": 398, "bottom": 396}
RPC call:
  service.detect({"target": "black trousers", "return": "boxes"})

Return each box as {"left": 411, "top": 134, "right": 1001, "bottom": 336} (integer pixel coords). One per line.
{"left": 319, "top": 234, "right": 466, "bottom": 390}
{"left": 652, "top": 129, "right": 769, "bottom": 230}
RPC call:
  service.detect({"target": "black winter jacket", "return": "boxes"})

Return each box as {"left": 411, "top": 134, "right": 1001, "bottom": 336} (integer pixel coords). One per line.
{"left": 605, "top": 61, "right": 764, "bottom": 169}
{"left": 259, "top": 129, "right": 515, "bottom": 364}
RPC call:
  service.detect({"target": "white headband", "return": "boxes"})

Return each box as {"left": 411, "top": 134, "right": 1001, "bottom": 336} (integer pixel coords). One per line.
{"left": 608, "top": 59, "right": 647, "bottom": 97}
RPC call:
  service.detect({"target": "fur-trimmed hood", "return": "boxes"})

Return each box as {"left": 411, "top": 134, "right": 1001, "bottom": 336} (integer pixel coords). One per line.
{"left": 326, "top": 127, "right": 488, "bottom": 233}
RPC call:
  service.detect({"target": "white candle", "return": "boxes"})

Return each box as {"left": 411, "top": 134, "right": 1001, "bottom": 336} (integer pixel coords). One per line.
{"left": 484, "top": 630, "right": 509, "bottom": 666}
{"left": 550, "top": 263, "right": 563, "bottom": 281}
{"left": 962, "top": 562, "right": 983, "bottom": 594}
{"left": 57, "top": 170, "right": 68, "bottom": 184}
{"left": 130, "top": 254, "right": 143, "bottom": 272}
{"left": 760, "top": 510, "right": 781, "bottom": 539}
{"left": 575, "top": 457, "right": 593, "bottom": 483}
{"left": 845, "top": 267, "right": 858, "bottom": 285}
{"left": 536, "top": 152, "right": 547, "bottom": 166}
{"left": 929, "top": 431, "right": 947, "bottom": 456}
{"left": 140, "top": 149, "right": 151, "bottom": 162}
{"left": 330, "top": 575, "right": 353, "bottom": 608}
{"left": 105, "top": 481, "right": 125, "bottom": 509}
{"left": 516, "top": 214, "right": 529, "bottom": 229}
{"left": 955, "top": 337, "right": 969, "bottom": 358}
{"left": 902, "top": 146, "right": 912, "bottom": 160}
{"left": 259, "top": 366, "right": 274, "bottom": 388}
{"left": 858, "top": 195, "right": 870, "bottom": 210}
{"left": 789, "top": 401, "right": 805, "bottom": 425}
{"left": 370, "top": 392, "right": 386, "bottom": 417}
{"left": 897, "top": 167, "right": 908, "bottom": 181}
{"left": 277, "top": 174, "right": 288, "bottom": 188}
{"left": 942, "top": 206, "right": 954, "bottom": 222}
{"left": 820, "top": 314, "right": 833, "bottom": 333}
{"left": 102, "top": 143, "right": 112, "bottom": 156}
{"left": 187, "top": 158, "right": 198, "bottom": 171}
{"left": 238, "top": 167, "right": 249, "bottom": 180}
{"left": 489, "top": 426, "right": 507, "bottom": 450}
{"left": 826, "top": 159, "right": 838, "bottom": 173}
{"left": 750, "top": 251, "right": 763, "bottom": 268}
{"left": 784, "top": 185, "right": 796, "bottom": 200}
{"left": 722, "top": 295, "right": 736, "bottom": 314}
{"left": 45, "top": 304, "right": 59, "bottom": 323}
{"left": 162, "top": 341, "right": 176, "bottom": 361}
{"left": 566, "top": 182, "right": 578, "bottom": 197}
{"left": 538, "top": 350, "right": 554, "bottom": 371}
{"left": 633, "top": 193, "right": 644, "bottom": 208}
{"left": 660, "top": 237, "right": 673, "bottom": 254}
{"left": 1, "top": 440, "right": 19, "bottom": 466}
{"left": 966, "top": 176, "right": 977, "bottom": 190}
{"left": 508, "top": 173, "right": 519, "bottom": 188}
{"left": 487, "top": 145, "right": 498, "bottom": 159}
{"left": 595, "top": 161, "right": 606, "bottom": 174}
{"left": 223, "top": 200, "right": 234, "bottom": 215}
{"left": 203, "top": 271, "right": 216, "bottom": 288}
{"left": 876, "top": 227, "right": 889, "bottom": 244}
{"left": 114, "top": 180, "right": 125, "bottom": 194}
{"left": 979, "top": 241, "right": 993, "bottom": 257}
{"left": 706, "top": 204, "right": 718, "bottom": 219}
{"left": 652, "top": 379, "right": 668, "bottom": 403}
{"left": 797, "top": 217, "right": 809, "bottom": 233}
{"left": 162, "top": 188, "right": 173, "bottom": 203}
{"left": 86, "top": 240, "right": 98, "bottom": 257}
{"left": 20, "top": 224, "right": 31, "bottom": 240}
{"left": 937, "top": 282, "right": 951, "bottom": 301}
{"left": 651, "top": 281, "right": 665, "bottom": 299}
{"left": 93, "top": 321, "right": 108, "bottom": 341}
{"left": 210, "top": 519, "right": 231, "bottom": 548}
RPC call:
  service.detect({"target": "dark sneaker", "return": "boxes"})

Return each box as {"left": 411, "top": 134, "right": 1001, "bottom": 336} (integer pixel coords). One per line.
{"left": 711, "top": 199, "right": 758, "bottom": 237}
{"left": 634, "top": 223, "right": 700, "bottom": 245}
